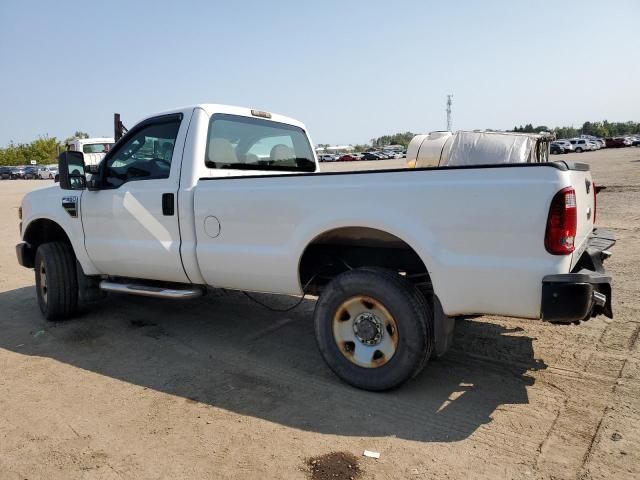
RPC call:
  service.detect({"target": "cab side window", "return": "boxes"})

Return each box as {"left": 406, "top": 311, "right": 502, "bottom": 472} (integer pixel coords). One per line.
{"left": 103, "top": 118, "right": 181, "bottom": 188}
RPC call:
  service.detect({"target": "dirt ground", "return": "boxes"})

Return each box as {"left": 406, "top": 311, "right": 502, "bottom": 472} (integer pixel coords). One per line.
{"left": 1, "top": 149, "right": 639, "bottom": 479}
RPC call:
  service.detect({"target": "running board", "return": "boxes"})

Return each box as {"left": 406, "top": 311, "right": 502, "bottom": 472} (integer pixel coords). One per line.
{"left": 99, "top": 281, "right": 204, "bottom": 299}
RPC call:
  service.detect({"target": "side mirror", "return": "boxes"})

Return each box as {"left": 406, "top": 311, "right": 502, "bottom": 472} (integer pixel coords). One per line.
{"left": 57, "top": 151, "right": 86, "bottom": 190}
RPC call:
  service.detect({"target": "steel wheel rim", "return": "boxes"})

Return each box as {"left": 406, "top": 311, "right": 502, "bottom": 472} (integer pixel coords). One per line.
{"left": 39, "top": 262, "right": 48, "bottom": 304}
{"left": 332, "top": 295, "right": 399, "bottom": 368}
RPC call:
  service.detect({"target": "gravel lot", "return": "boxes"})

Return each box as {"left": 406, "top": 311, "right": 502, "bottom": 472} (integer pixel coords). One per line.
{"left": 1, "top": 149, "right": 639, "bottom": 479}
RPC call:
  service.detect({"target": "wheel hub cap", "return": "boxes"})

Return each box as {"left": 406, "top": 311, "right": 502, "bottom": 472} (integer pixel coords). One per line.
{"left": 40, "top": 263, "right": 48, "bottom": 304}
{"left": 353, "top": 312, "right": 383, "bottom": 345}
{"left": 332, "top": 296, "right": 399, "bottom": 368}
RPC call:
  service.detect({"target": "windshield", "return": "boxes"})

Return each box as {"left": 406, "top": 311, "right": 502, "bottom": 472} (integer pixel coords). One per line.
{"left": 205, "top": 114, "right": 316, "bottom": 172}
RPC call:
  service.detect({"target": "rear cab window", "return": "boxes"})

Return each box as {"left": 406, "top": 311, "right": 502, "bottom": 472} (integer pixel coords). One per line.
{"left": 205, "top": 114, "right": 316, "bottom": 173}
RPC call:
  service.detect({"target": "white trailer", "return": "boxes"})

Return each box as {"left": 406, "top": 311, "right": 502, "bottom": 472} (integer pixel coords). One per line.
{"left": 406, "top": 130, "right": 552, "bottom": 168}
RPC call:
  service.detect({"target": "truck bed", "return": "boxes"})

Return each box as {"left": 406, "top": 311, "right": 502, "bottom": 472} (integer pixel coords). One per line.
{"left": 189, "top": 162, "right": 584, "bottom": 319}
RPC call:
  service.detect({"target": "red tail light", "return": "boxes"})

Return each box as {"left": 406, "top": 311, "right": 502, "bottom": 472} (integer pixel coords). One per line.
{"left": 545, "top": 187, "right": 577, "bottom": 255}
{"left": 592, "top": 181, "right": 597, "bottom": 223}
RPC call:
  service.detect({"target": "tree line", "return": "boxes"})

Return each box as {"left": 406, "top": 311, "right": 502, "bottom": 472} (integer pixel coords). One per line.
{"left": 512, "top": 121, "right": 640, "bottom": 139}
{"left": 361, "top": 121, "right": 640, "bottom": 151}
{"left": 4, "top": 120, "right": 640, "bottom": 167}
{"left": 0, "top": 131, "right": 89, "bottom": 167}
{"left": 341, "top": 120, "right": 640, "bottom": 152}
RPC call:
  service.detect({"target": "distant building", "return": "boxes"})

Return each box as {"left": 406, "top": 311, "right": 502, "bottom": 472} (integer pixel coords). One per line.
{"left": 382, "top": 144, "right": 404, "bottom": 152}
{"left": 315, "top": 145, "right": 354, "bottom": 153}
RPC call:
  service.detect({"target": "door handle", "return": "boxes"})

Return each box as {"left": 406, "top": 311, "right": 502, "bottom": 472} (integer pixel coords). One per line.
{"left": 162, "top": 193, "right": 174, "bottom": 216}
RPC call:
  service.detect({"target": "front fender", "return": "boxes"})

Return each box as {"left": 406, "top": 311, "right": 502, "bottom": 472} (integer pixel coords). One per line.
{"left": 21, "top": 188, "right": 100, "bottom": 275}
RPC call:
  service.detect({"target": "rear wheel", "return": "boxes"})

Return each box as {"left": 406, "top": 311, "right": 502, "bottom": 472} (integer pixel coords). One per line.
{"left": 34, "top": 242, "right": 79, "bottom": 321}
{"left": 575, "top": 147, "right": 583, "bottom": 153}
{"left": 314, "top": 268, "right": 433, "bottom": 391}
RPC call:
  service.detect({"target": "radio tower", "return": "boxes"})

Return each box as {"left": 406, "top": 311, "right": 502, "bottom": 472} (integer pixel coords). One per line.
{"left": 446, "top": 94, "right": 453, "bottom": 131}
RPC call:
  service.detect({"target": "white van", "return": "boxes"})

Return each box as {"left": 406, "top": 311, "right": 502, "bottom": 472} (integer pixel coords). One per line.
{"left": 568, "top": 138, "right": 592, "bottom": 153}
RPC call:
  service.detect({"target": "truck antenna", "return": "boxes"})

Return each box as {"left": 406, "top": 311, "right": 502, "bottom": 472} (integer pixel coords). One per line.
{"left": 446, "top": 94, "right": 453, "bottom": 131}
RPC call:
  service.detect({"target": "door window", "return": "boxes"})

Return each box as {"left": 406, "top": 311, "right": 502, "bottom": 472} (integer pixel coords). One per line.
{"left": 103, "top": 118, "right": 181, "bottom": 188}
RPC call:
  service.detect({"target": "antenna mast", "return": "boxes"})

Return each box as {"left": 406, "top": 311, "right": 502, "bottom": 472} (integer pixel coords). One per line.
{"left": 446, "top": 94, "right": 453, "bottom": 131}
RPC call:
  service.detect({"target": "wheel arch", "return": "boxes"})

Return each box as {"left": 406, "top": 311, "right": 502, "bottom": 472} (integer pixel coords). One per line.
{"left": 298, "top": 225, "right": 434, "bottom": 298}
{"left": 21, "top": 218, "right": 74, "bottom": 267}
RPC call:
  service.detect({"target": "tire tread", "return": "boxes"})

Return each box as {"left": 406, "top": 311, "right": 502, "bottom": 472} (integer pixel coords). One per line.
{"left": 35, "top": 242, "right": 78, "bottom": 321}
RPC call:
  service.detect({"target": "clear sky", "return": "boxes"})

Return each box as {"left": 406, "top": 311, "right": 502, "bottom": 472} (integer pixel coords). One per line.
{"left": 1, "top": 0, "right": 638, "bottom": 146}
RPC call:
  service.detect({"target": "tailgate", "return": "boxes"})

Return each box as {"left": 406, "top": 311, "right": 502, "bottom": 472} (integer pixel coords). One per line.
{"left": 565, "top": 164, "right": 595, "bottom": 266}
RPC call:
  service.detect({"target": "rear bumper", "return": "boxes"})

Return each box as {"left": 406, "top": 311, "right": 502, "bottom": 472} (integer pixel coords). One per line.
{"left": 541, "top": 229, "right": 615, "bottom": 324}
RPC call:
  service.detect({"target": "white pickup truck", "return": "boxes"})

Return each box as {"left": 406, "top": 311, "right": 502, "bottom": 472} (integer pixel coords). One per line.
{"left": 16, "top": 104, "right": 615, "bottom": 391}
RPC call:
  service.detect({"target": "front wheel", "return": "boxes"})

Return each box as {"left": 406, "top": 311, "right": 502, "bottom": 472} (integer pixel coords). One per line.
{"left": 575, "top": 147, "right": 583, "bottom": 153}
{"left": 34, "top": 242, "right": 79, "bottom": 321}
{"left": 314, "top": 268, "right": 433, "bottom": 391}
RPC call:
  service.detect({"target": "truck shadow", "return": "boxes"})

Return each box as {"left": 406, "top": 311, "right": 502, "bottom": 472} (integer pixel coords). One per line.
{"left": 0, "top": 286, "right": 546, "bottom": 443}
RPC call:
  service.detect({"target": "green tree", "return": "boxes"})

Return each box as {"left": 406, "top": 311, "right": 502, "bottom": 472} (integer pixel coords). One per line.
{"left": 370, "top": 132, "right": 416, "bottom": 149}
{"left": 64, "top": 130, "right": 90, "bottom": 144}
{"left": 0, "top": 137, "right": 64, "bottom": 166}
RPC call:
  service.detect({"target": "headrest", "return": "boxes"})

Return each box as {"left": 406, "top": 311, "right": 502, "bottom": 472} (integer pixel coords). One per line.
{"left": 208, "top": 138, "right": 237, "bottom": 165}
{"left": 270, "top": 144, "right": 294, "bottom": 161}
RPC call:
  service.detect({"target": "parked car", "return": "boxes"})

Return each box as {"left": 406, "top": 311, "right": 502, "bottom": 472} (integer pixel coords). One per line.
{"left": 17, "top": 103, "right": 614, "bottom": 392}
{"left": 0, "top": 166, "right": 13, "bottom": 179}
{"left": 588, "top": 141, "right": 600, "bottom": 150}
{"left": 37, "top": 166, "right": 58, "bottom": 179}
{"left": 554, "top": 140, "right": 574, "bottom": 152}
{"left": 318, "top": 154, "right": 336, "bottom": 162}
{"left": 550, "top": 143, "right": 565, "bottom": 154}
{"left": 23, "top": 166, "right": 39, "bottom": 179}
{"left": 632, "top": 137, "right": 640, "bottom": 147}
{"left": 337, "top": 154, "right": 358, "bottom": 161}
{"left": 361, "top": 152, "right": 383, "bottom": 160}
{"left": 580, "top": 135, "right": 605, "bottom": 148}
{"left": 605, "top": 137, "right": 626, "bottom": 148}
{"left": 11, "top": 166, "right": 26, "bottom": 179}
{"left": 569, "top": 138, "right": 591, "bottom": 153}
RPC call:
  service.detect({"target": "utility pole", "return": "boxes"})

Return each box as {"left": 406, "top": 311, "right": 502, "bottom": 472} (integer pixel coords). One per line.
{"left": 446, "top": 94, "right": 453, "bottom": 131}
{"left": 114, "top": 113, "right": 128, "bottom": 142}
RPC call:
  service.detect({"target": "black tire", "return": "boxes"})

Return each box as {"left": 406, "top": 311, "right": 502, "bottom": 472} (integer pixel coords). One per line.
{"left": 360, "top": 266, "right": 434, "bottom": 375}
{"left": 34, "top": 242, "right": 79, "bottom": 321}
{"left": 314, "top": 268, "right": 434, "bottom": 391}
{"left": 575, "top": 147, "right": 583, "bottom": 153}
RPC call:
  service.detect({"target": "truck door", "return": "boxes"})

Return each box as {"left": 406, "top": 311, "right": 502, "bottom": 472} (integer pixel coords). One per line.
{"left": 81, "top": 113, "right": 190, "bottom": 283}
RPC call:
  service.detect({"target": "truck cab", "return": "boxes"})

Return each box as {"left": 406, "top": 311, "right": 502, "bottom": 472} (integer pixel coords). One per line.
{"left": 66, "top": 137, "right": 115, "bottom": 168}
